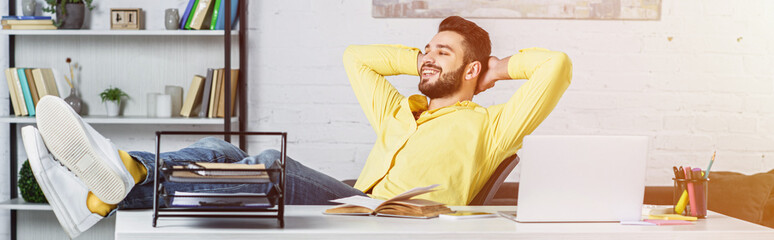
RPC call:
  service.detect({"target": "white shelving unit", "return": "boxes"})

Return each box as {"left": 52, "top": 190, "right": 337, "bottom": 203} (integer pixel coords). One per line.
{"left": 3, "top": 2, "right": 248, "bottom": 239}
{"left": 0, "top": 199, "right": 52, "bottom": 211}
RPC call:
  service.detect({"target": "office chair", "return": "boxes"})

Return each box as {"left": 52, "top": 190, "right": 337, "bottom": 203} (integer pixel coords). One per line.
{"left": 468, "top": 154, "right": 520, "bottom": 205}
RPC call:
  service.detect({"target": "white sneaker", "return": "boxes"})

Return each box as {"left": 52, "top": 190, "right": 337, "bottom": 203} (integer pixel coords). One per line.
{"left": 35, "top": 96, "right": 135, "bottom": 204}
{"left": 22, "top": 126, "right": 103, "bottom": 239}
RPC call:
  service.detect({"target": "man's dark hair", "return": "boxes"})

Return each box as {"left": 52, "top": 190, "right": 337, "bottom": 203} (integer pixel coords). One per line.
{"left": 438, "top": 16, "right": 492, "bottom": 76}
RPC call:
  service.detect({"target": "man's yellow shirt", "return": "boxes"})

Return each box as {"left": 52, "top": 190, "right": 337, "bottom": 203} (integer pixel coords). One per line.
{"left": 343, "top": 44, "right": 572, "bottom": 205}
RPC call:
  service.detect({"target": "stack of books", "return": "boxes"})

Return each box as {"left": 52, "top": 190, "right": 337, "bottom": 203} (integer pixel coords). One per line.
{"left": 1, "top": 16, "right": 56, "bottom": 30}
{"left": 180, "top": 0, "right": 240, "bottom": 30}
{"left": 179, "top": 68, "right": 240, "bottom": 118}
{"left": 4, "top": 68, "right": 61, "bottom": 116}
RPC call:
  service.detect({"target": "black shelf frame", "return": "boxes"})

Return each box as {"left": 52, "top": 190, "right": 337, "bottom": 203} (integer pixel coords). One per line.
{"left": 5, "top": 1, "right": 250, "bottom": 239}
{"left": 151, "top": 131, "right": 286, "bottom": 228}
{"left": 7, "top": 2, "right": 17, "bottom": 239}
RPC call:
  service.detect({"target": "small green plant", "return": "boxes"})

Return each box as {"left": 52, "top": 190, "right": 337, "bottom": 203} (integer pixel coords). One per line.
{"left": 19, "top": 160, "right": 47, "bottom": 203}
{"left": 42, "top": 0, "right": 96, "bottom": 27}
{"left": 100, "top": 86, "right": 129, "bottom": 104}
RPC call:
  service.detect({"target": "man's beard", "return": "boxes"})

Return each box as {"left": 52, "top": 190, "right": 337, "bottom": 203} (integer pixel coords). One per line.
{"left": 418, "top": 63, "right": 464, "bottom": 99}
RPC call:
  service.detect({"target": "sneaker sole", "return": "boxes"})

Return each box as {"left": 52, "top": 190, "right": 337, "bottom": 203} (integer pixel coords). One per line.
{"left": 36, "top": 98, "right": 128, "bottom": 204}
{"left": 22, "top": 127, "right": 81, "bottom": 238}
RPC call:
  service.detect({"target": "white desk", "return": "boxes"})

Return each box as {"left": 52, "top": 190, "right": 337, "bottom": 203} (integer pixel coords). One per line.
{"left": 115, "top": 206, "right": 774, "bottom": 240}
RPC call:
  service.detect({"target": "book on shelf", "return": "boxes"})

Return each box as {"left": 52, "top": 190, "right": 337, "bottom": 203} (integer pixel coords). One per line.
{"left": 8, "top": 68, "right": 27, "bottom": 116}
{"left": 200, "top": 0, "right": 216, "bottom": 30}
{"left": 209, "top": 0, "right": 223, "bottom": 30}
{"left": 16, "top": 68, "right": 35, "bottom": 116}
{"left": 42, "top": 69, "right": 60, "bottom": 97}
{"left": 2, "top": 16, "right": 52, "bottom": 20}
{"left": 2, "top": 24, "right": 56, "bottom": 30}
{"left": 189, "top": 0, "right": 214, "bottom": 30}
{"left": 180, "top": 0, "right": 197, "bottom": 30}
{"left": 324, "top": 184, "right": 453, "bottom": 219}
{"left": 180, "top": 75, "right": 205, "bottom": 117}
{"left": 1, "top": 19, "right": 54, "bottom": 25}
{"left": 216, "top": 69, "right": 239, "bottom": 117}
{"left": 214, "top": 0, "right": 239, "bottom": 30}
{"left": 208, "top": 68, "right": 221, "bottom": 118}
{"left": 24, "top": 68, "right": 40, "bottom": 106}
{"left": 1, "top": 16, "right": 56, "bottom": 30}
{"left": 31, "top": 69, "right": 48, "bottom": 98}
{"left": 31, "top": 68, "right": 60, "bottom": 98}
{"left": 198, "top": 68, "right": 214, "bottom": 118}
{"left": 4, "top": 69, "right": 21, "bottom": 116}
{"left": 184, "top": 0, "right": 200, "bottom": 30}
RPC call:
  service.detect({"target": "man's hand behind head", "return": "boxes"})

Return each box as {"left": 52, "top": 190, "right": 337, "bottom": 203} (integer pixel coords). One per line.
{"left": 475, "top": 56, "right": 510, "bottom": 95}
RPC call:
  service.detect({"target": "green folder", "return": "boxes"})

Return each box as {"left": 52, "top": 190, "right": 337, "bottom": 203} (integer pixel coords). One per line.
{"left": 184, "top": 0, "right": 200, "bottom": 30}
{"left": 209, "top": 0, "right": 222, "bottom": 30}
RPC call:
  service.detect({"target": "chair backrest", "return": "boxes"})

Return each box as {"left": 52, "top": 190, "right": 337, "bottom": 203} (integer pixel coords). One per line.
{"left": 468, "top": 154, "right": 520, "bottom": 205}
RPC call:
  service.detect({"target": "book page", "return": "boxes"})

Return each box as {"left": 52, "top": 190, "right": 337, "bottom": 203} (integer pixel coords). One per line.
{"left": 330, "top": 195, "right": 385, "bottom": 211}
{"left": 389, "top": 184, "right": 439, "bottom": 202}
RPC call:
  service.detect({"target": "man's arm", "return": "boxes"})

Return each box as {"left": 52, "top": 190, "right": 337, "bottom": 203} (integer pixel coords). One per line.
{"left": 483, "top": 48, "right": 573, "bottom": 160}
{"left": 343, "top": 44, "right": 420, "bottom": 133}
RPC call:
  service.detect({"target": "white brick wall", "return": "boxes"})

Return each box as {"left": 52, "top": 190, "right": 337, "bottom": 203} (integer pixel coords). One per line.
{"left": 246, "top": 0, "right": 774, "bottom": 186}
{"left": 1, "top": 2, "right": 773, "bottom": 236}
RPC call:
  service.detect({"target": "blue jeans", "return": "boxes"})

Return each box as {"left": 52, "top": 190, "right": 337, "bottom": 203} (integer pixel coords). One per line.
{"left": 117, "top": 137, "right": 366, "bottom": 209}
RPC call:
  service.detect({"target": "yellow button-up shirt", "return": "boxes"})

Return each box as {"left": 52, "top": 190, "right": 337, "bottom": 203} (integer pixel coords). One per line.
{"left": 343, "top": 44, "right": 572, "bottom": 205}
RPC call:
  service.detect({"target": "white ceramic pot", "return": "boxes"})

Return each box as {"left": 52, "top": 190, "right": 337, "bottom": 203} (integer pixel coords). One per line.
{"left": 105, "top": 101, "right": 120, "bottom": 117}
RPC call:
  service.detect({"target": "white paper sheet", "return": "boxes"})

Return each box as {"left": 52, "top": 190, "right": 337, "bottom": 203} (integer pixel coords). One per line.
{"left": 328, "top": 184, "right": 440, "bottom": 210}
{"left": 329, "top": 196, "right": 385, "bottom": 210}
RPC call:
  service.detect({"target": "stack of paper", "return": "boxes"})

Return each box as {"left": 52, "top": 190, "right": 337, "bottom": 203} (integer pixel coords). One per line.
{"left": 169, "top": 162, "right": 269, "bottom": 183}
{"left": 170, "top": 191, "right": 272, "bottom": 208}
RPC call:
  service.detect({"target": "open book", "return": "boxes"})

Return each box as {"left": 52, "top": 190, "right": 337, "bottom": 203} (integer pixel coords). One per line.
{"left": 324, "top": 184, "right": 452, "bottom": 218}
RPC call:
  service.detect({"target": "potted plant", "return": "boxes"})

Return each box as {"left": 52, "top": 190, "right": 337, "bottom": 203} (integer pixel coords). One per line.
{"left": 43, "top": 0, "right": 95, "bottom": 29}
{"left": 19, "top": 160, "right": 47, "bottom": 203}
{"left": 100, "top": 86, "right": 128, "bottom": 117}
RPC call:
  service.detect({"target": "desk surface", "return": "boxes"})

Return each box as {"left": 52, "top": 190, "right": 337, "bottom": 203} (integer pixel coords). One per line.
{"left": 115, "top": 206, "right": 774, "bottom": 240}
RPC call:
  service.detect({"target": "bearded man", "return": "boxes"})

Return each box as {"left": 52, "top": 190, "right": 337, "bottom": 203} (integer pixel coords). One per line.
{"left": 344, "top": 16, "right": 572, "bottom": 205}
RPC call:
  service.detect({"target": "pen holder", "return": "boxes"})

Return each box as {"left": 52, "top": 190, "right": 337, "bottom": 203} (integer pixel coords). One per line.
{"left": 673, "top": 177, "right": 709, "bottom": 218}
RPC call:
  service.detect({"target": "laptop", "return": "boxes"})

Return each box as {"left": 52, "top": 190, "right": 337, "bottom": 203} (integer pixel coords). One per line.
{"left": 507, "top": 135, "right": 648, "bottom": 222}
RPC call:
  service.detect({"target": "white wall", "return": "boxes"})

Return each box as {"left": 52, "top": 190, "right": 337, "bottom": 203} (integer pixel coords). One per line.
{"left": 248, "top": 0, "right": 774, "bottom": 186}
{"left": 1, "top": 0, "right": 773, "bottom": 238}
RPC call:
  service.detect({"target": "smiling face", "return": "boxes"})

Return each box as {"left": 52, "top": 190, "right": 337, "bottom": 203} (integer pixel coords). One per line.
{"left": 419, "top": 31, "right": 468, "bottom": 99}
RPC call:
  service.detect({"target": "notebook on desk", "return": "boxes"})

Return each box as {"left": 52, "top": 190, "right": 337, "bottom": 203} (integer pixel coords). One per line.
{"left": 509, "top": 135, "right": 648, "bottom": 222}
